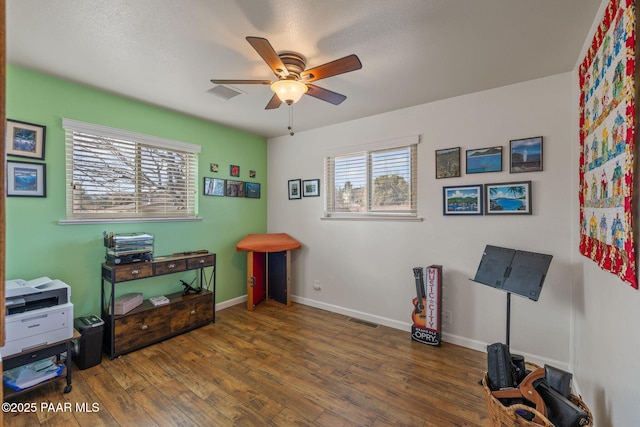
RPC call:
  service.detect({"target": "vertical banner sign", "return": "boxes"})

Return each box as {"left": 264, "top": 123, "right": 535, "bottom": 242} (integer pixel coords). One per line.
{"left": 411, "top": 265, "right": 442, "bottom": 346}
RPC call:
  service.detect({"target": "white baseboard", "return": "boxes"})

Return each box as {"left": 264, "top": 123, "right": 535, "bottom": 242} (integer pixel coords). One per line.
{"left": 216, "top": 294, "right": 246, "bottom": 311}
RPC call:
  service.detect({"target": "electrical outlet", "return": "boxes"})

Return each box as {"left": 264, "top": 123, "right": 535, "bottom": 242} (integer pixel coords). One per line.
{"left": 313, "top": 280, "right": 321, "bottom": 290}
{"left": 442, "top": 310, "right": 452, "bottom": 325}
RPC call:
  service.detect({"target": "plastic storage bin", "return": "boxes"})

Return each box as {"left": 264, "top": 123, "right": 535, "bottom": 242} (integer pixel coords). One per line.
{"left": 72, "top": 315, "right": 104, "bottom": 370}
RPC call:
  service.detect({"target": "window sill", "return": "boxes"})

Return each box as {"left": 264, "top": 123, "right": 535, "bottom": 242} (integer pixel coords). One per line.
{"left": 58, "top": 217, "right": 203, "bottom": 225}
{"left": 321, "top": 215, "right": 423, "bottom": 222}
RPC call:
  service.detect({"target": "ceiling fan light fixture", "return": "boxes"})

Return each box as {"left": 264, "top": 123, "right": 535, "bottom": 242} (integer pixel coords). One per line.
{"left": 271, "top": 79, "right": 308, "bottom": 104}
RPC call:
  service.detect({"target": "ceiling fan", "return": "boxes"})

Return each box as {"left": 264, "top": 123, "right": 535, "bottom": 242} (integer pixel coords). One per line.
{"left": 210, "top": 36, "right": 362, "bottom": 110}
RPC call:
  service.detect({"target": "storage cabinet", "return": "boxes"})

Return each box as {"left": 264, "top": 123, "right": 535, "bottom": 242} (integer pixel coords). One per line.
{"left": 236, "top": 234, "right": 301, "bottom": 311}
{"left": 101, "top": 252, "right": 216, "bottom": 359}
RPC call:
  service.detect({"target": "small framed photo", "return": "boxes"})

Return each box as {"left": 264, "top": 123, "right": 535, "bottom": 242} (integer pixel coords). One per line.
{"left": 249, "top": 170, "right": 256, "bottom": 178}
{"left": 510, "top": 136, "right": 543, "bottom": 173}
{"left": 245, "top": 182, "right": 261, "bottom": 199}
{"left": 210, "top": 163, "right": 219, "bottom": 172}
{"left": 485, "top": 181, "right": 532, "bottom": 215}
{"left": 288, "top": 179, "right": 301, "bottom": 200}
{"left": 466, "top": 146, "right": 502, "bottom": 174}
{"left": 230, "top": 165, "right": 240, "bottom": 177}
{"left": 443, "top": 184, "right": 483, "bottom": 215}
{"left": 226, "top": 180, "right": 245, "bottom": 197}
{"left": 203, "top": 177, "right": 225, "bottom": 196}
{"left": 7, "top": 160, "right": 46, "bottom": 197}
{"left": 6, "top": 119, "right": 46, "bottom": 160}
{"left": 302, "top": 179, "right": 320, "bottom": 197}
{"left": 435, "top": 147, "right": 461, "bottom": 179}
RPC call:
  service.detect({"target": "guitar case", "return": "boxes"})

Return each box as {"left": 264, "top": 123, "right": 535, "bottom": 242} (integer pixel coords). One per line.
{"left": 486, "top": 342, "right": 517, "bottom": 390}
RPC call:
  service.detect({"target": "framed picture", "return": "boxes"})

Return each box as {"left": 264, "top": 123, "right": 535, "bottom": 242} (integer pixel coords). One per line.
{"left": 210, "top": 163, "right": 219, "bottom": 172}
{"left": 245, "top": 182, "right": 261, "bottom": 199}
{"left": 7, "top": 160, "right": 46, "bottom": 197}
{"left": 6, "top": 119, "right": 46, "bottom": 160}
{"left": 443, "top": 184, "right": 483, "bottom": 215}
{"left": 288, "top": 179, "right": 301, "bottom": 200}
{"left": 510, "top": 136, "right": 543, "bottom": 173}
{"left": 203, "top": 177, "right": 225, "bottom": 196}
{"left": 485, "top": 181, "right": 532, "bottom": 215}
{"left": 466, "top": 146, "right": 502, "bottom": 174}
{"left": 302, "top": 179, "right": 320, "bottom": 197}
{"left": 435, "top": 147, "right": 461, "bottom": 179}
{"left": 226, "top": 180, "right": 245, "bottom": 197}
{"left": 230, "top": 165, "right": 240, "bottom": 177}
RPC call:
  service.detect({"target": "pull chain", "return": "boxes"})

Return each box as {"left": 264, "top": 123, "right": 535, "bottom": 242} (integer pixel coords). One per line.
{"left": 288, "top": 103, "right": 295, "bottom": 136}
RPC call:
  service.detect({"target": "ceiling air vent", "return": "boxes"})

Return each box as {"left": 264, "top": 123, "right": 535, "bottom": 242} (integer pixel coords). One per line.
{"left": 207, "top": 85, "right": 243, "bottom": 100}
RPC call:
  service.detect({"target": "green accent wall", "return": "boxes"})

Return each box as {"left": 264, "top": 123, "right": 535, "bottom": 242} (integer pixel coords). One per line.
{"left": 6, "top": 65, "right": 267, "bottom": 316}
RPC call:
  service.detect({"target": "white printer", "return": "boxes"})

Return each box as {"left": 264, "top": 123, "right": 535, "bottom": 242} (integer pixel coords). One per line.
{"left": 1, "top": 277, "right": 74, "bottom": 357}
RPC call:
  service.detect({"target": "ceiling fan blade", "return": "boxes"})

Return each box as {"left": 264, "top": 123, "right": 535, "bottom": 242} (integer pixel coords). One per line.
{"left": 210, "top": 79, "right": 271, "bottom": 85}
{"left": 265, "top": 93, "right": 282, "bottom": 110}
{"left": 300, "top": 54, "right": 362, "bottom": 82}
{"left": 305, "top": 84, "right": 347, "bottom": 105}
{"left": 246, "top": 36, "right": 289, "bottom": 78}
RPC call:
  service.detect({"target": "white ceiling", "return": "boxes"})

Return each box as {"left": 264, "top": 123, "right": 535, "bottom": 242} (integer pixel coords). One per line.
{"left": 7, "top": 0, "right": 602, "bottom": 138}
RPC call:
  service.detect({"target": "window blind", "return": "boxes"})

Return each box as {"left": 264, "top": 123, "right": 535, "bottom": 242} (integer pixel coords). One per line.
{"left": 325, "top": 135, "right": 419, "bottom": 218}
{"left": 63, "top": 119, "right": 199, "bottom": 221}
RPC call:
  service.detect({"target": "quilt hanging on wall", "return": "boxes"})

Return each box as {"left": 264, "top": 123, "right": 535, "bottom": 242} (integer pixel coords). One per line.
{"left": 579, "top": 0, "right": 637, "bottom": 289}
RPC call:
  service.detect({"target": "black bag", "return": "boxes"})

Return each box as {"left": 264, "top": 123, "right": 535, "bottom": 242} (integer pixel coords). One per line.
{"left": 536, "top": 380, "right": 590, "bottom": 427}
{"left": 544, "top": 364, "right": 573, "bottom": 398}
{"left": 486, "top": 342, "right": 516, "bottom": 390}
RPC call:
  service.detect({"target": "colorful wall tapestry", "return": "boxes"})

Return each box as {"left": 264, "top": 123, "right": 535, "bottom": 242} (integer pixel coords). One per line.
{"left": 579, "top": 0, "right": 637, "bottom": 289}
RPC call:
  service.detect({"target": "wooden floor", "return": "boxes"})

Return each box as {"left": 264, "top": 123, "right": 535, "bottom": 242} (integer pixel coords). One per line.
{"left": 3, "top": 302, "right": 490, "bottom": 427}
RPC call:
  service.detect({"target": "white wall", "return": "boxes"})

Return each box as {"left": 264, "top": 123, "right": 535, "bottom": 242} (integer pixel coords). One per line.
{"left": 268, "top": 73, "right": 575, "bottom": 368}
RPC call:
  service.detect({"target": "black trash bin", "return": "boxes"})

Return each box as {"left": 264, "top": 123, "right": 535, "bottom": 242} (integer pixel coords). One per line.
{"left": 72, "top": 315, "right": 104, "bottom": 370}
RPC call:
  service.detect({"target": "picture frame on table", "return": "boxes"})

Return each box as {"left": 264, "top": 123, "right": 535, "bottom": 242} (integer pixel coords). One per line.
{"left": 485, "top": 181, "right": 532, "bottom": 215}
{"left": 510, "top": 136, "right": 543, "bottom": 173}
{"left": 7, "top": 160, "right": 47, "bottom": 197}
{"left": 435, "top": 147, "right": 461, "bottom": 178}
{"left": 302, "top": 179, "right": 320, "bottom": 197}
{"left": 466, "top": 146, "right": 502, "bottom": 174}
{"left": 443, "top": 184, "right": 483, "bottom": 215}
{"left": 6, "top": 119, "right": 46, "bottom": 160}
{"left": 288, "top": 179, "right": 301, "bottom": 200}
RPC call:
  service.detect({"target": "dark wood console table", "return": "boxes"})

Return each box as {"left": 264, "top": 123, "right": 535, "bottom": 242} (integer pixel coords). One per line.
{"left": 101, "top": 252, "right": 216, "bottom": 359}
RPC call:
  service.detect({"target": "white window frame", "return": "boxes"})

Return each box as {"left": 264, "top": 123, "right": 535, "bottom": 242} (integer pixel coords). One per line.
{"left": 323, "top": 135, "right": 421, "bottom": 221}
{"left": 60, "top": 118, "right": 201, "bottom": 224}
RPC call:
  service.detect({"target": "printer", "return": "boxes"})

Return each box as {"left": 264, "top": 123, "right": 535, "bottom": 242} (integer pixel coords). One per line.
{"left": 0, "top": 277, "right": 74, "bottom": 357}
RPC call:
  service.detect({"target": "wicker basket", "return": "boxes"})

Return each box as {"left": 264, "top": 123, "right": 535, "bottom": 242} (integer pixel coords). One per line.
{"left": 481, "top": 365, "right": 593, "bottom": 427}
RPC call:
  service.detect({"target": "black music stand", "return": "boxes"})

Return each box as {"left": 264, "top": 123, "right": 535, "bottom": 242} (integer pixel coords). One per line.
{"left": 471, "top": 245, "right": 552, "bottom": 346}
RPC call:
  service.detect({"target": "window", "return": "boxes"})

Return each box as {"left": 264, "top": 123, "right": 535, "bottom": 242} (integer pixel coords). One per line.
{"left": 62, "top": 119, "right": 200, "bottom": 223}
{"left": 324, "top": 135, "right": 419, "bottom": 219}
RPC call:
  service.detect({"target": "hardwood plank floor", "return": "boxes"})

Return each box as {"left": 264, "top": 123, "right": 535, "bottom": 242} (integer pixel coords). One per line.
{"left": 3, "top": 302, "right": 490, "bottom": 426}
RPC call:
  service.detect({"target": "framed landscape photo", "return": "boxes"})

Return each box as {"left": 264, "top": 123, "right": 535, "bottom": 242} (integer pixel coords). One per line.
{"left": 466, "top": 146, "right": 502, "bottom": 174}
{"left": 245, "top": 182, "right": 261, "bottom": 199}
{"left": 203, "top": 177, "right": 225, "bottom": 196}
{"left": 226, "top": 180, "right": 245, "bottom": 197}
{"left": 302, "top": 179, "right": 320, "bottom": 197}
{"left": 435, "top": 147, "right": 461, "bottom": 179}
{"left": 288, "top": 179, "right": 301, "bottom": 200}
{"left": 485, "top": 181, "right": 532, "bottom": 215}
{"left": 6, "top": 119, "right": 46, "bottom": 160}
{"left": 510, "top": 136, "right": 543, "bottom": 173}
{"left": 7, "top": 160, "right": 46, "bottom": 197}
{"left": 443, "top": 184, "right": 483, "bottom": 215}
